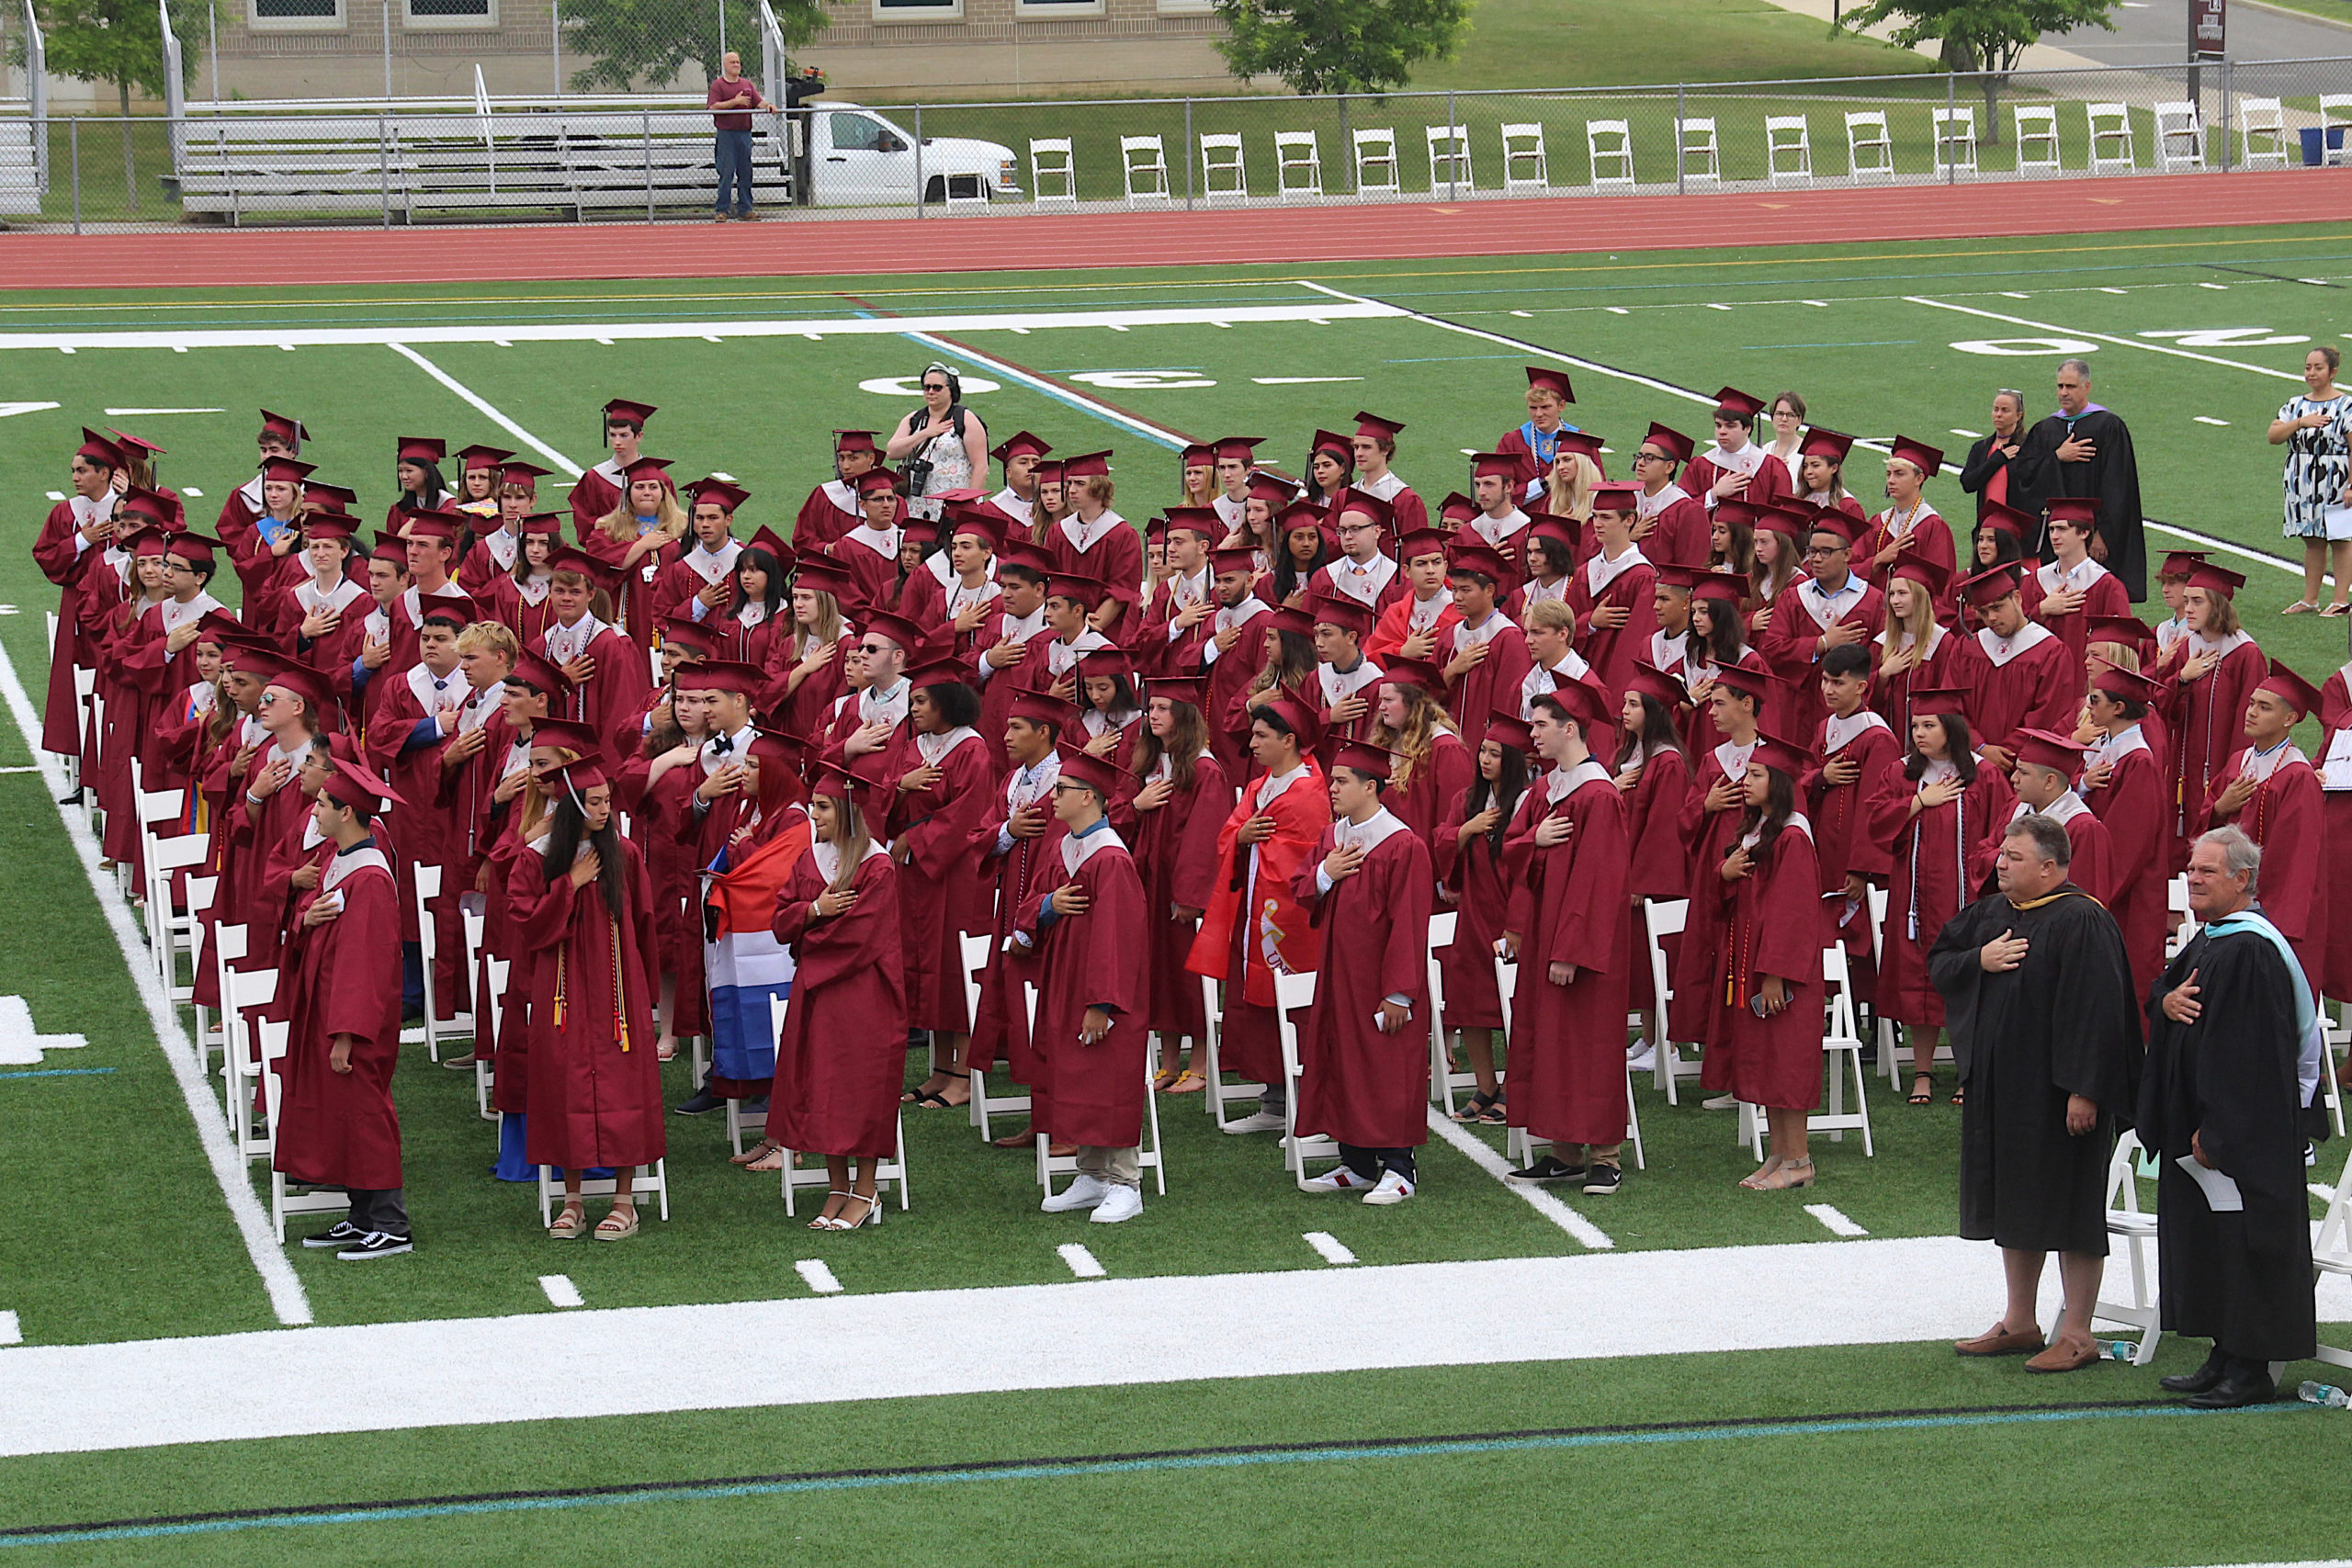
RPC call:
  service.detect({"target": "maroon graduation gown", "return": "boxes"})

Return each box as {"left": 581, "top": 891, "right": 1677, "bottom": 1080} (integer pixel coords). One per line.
{"left": 1867, "top": 761, "right": 2016, "bottom": 1028}
{"left": 2082, "top": 726, "right": 2171, "bottom": 1003}
{"left": 1015, "top": 831, "right": 1150, "bottom": 1145}
{"left": 770, "top": 847, "right": 907, "bottom": 1159}
{"left": 1440, "top": 785, "right": 1512, "bottom": 1032}
{"left": 888, "top": 730, "right": 999, "bottom": 1033}
{"left": 1622, "top": 746, "right": 1689, "bottom": 1011}
{"left": 2152, "top": 634, "right": 2264, "bottom": 871}
{"left": 1502, "top": 762, "right": 1633, "bottom": 1148}
{"left": 1292, "top": 819, "right": 1435, "bottom": 1149}
{"left": 31, "top": 494, "right": 114, "bottom": 759}
{"left": 1966, "top": 624, "right": 2076, "bottom": 757}
{"left": 1803, "top": 712, "right": 1901, "bottom": 962}
{"left": 1757, "top": 576, "right": 1885, "bottom": 748}
{"left": 1669, "top": 739, "right": 1755, "bottom": 1046}
{"left": 1566, "top": 551, "right": 1659, "bottom": 704}
{"left": 2202, "top": 746, "right": 2326, "bottom": 993}
{"left": 272, "top": 844, "right": 405, "bottom": 1191}
{"left": 1717, "top": 820, "right": 1826, "bottom": 1110}
{"left": 967, "top": 767, "right": 1069, "bottom": 1079}
{"left": 1436, "top": 615, "right": 1533, "bottom": 735}
{"left": 1130, "top": 750, "right": 1235, "bottom": 1040}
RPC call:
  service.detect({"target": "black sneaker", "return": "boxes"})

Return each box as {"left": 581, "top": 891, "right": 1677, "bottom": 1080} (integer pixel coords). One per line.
{"left": 741, "top": 1096, "right": 769, "bottom": 1114}
{"left": 336, "top": 1231, "right": 413, "bottom": 1260}
{"left": 300, "top": 1221, "right": 364, "bottom": 1250}
{"left": 1505, "top": 1155, "right": 1587, "bottom": 1184}
{"left": 674, "top": 1089, "right": 725, "bottom": 1116}
{"left": 1583, "top": 1163, "right": 1623, "bottom": 1196}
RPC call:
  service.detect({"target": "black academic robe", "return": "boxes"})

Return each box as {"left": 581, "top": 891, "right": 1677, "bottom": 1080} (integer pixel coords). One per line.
{"left": 2137, "top": 919, "right": 2320, "bottom": 1361}
{"left": 2011, "top": 408, "right": 2145, "bottom": 603}
{"left": 1928, "top": 886, "right": 2141, "bottom": 1255}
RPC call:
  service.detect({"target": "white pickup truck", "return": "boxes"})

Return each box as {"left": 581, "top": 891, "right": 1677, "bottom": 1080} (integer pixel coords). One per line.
{"left": 800, "top": 104, "right": 1021, "bottom": 207}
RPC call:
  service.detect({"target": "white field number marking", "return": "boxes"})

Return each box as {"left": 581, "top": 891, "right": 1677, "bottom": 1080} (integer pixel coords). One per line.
{"left": 1057, "top": 1243, "right": 1107, "bottom": 1279}
{"left": 0, "top": 996, "right": 87, "bottom": 1066}
{"left": 795, "top": 1259, "right": 843, "bottom": 1294}
{"left": 538, "top": 1275, "right": 583, "bottom": 1308}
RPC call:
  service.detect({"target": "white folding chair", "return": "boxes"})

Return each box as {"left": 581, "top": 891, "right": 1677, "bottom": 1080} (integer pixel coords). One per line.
{"left": 478, "top": 954, "right": 507, "bottom": 1122}
{"left": 1812, "top": 945, "right": 1874, "bottom": 1156}
{"left": 768, "top": 993, "right": 910, "bottom": 1215}
{"left": 1585, "top": 118, "right": 1634, "bottom": 191}
{"left": 1931, "top": 107, "right": 1977, "bottom": 177}
{"left": 962, "top": 931, "right": 1033, "bottom": 1141}
{"left": 259, "top": 1019, "right": 348, "bottom": 1243}
{"left": 1499, "top": 122, "right": 1548, "bottom": 192}
{"left": 2153, "top": 102, "right": 2204, "bottom": 172}
{"left": 1272, "top": 969, "right": 1338, "bottom": 1188}
{"left": 1120, "top": 135, "right": 1171, "bottom": 205}
{"left": 47, "top": 611, "right": 78, "bottom": 801}
{"left": 1425, "top": 912, "right": 1479, "bottom": 1115}
{"left": 1496, "top": 950, "right": 1644, "bottom": 1173}
{"left": 182, "top": 874, "right": 219, "bottom": 1029}
{"left": 1273, "top": 130, "right": 1323, "bottom": 201}
{"left": 538, "top": 1155, "right": 671, "bottom": 1227}
{"left": 2012, "top": 105, "right": 2062, "bottom": 175}
{"left": 411, "top": 863, "right": 474, "bottom": 1064}
{"left": 1844, "top": 110, "right": 1894, "bottom": 183}
{"left": 2086, "top": 102, "right": 2135, "bottom": 174}
{"left": 2236, "top": 96, "right": 2289, "bottom": 169}
{"left": 1027, "top": 136, "right": 1077, "bottom": 202}
{"left": 2323, "top": 95, "right": 2352, "bottom": 166}
{"left": 1426, "top": 123, "right": 1471, "bottom": 194}
{"left": 1644, "top": 899, "right": 1702, "bottom": 1102}
{"left": 1196, "top": 131, "right": 1248, "bottom": 204}
{"left": 2094, "top": 1130, "right": 2164, "bottom": 1364}
{"left": 71, "top": 668, "right": 97, "bottom": 824}
{"left": 1764, "top": 115, "right": 1812, "bottom": 186}
{"left": 1352, "top": 127, "right": 1401, "bottom": 197}
{"left": 1675, "top": 117, "right": 1719, "bottom": 185}
{"left": 2165, "top": 876, "right": 2194, "bottom": 961}
{"left": 1198, "top": 973, "right": 1269, "bottom": 1127}
{"left": 148, "top": 834, "right": 211, "bottom": 1001}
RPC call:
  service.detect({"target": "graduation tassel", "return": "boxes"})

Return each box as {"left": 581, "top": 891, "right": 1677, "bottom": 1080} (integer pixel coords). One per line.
{"left": 552, "top": 948, "right": 567, "bottom": 1030}
{"left": 613, "top": 921, "right": 631, "bottom": 1052}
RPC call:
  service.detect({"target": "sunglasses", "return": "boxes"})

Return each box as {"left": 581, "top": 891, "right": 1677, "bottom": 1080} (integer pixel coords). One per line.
{"left": 857, "top": 643, "right": 894, "bottom": 655}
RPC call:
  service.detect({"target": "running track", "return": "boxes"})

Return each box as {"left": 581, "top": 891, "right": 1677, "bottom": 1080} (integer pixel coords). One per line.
{"left": 3, "top": 168, "right": 2347, "bottom": 290}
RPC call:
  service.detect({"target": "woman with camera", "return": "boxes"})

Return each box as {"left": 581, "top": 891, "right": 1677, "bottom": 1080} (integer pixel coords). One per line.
{"left": 886, "top": 363, "right": 989, "bottom": 523}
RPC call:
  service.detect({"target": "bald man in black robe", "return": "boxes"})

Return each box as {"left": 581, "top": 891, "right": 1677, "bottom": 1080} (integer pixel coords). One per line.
{"left": 2011, "top": 358, "right": 2146, "bottom": 602}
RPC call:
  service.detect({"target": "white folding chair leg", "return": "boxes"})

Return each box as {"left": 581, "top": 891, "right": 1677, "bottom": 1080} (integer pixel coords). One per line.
{"left": 1623, "top": 1061, "right": 1645, "bottom": 1171}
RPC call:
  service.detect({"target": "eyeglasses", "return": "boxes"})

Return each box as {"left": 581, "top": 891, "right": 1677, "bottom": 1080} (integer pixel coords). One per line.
{"left": 1634, "top": 450, "right": 1668, "bottom": 464}
{"left": 1803, "top": 544, "right": 1846, "bottom": 558}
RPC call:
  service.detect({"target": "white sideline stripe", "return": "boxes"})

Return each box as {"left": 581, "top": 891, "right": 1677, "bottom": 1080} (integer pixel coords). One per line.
{"left": 1057, "top": 1243, "right": 1107, "bottom": 1279}
{"left": 0, "top": 301, "right": 1405, "bottom": 355}
{"left": 2195, "top": 415, "right": 2232, "bottom": 425}
{"left": 1904, "top": 297, "right": 2306, "bottom": 382}
{"left": 795, "top": 1258, "right": 842, "bottom": 1294}
{"left": 0, "top": 642, "right": 312, "bottom": 1327}
{"left": 0, "top": 1310, "right": 19, "bottom": 1347}
{"left": 1303, "top": 1231, "right": 1356, "bottom": 1265}
{"left": 11, "top": 1234, "right": 2311, "bottom": 1459}
{"left": 537, "top": 1275, "right": 583, "bottom": 1309}
{"left": 1425, "top": 1107, "right": 1614, "bottom": 1249}
{"left": 1804, "top": 1203, "right": 1870, "bottom": 1237}
{"left": 386, "top": 343, "right": 583, "bottom": 479}
{"left": 2145, "top": 520, "right": 2304, "bottom": 580}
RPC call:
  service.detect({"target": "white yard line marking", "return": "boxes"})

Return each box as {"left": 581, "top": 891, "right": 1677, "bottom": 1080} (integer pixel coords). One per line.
{"left": 2001, "top": 291, "right": 2030, "bottom": 299}
{"left": 0, "top": 764, "right": 44, "bottom": 774}
{"left": 1706, "top": 302, "right": 1734, "bottom": 311}
{"left": 43, "top": 491, "right": 63, "bottom": 502}
{"left": 2100, "top": 287, "right": 2129, "bottom": 294}
{"left": 2312, "top": 1184, "right": 2336, "bottom": 1202}
{"left": 2195, "top": 416, "right": 2231, "bottom": 425}
{"left": 897, "top": 329, "right": 1191, "bottom": 453}
{"left": 101, "top": 406, "right": 217, "bottom": 415}
{"left": 1425, "top": 1108, "right": 1614, "bottom": 1248}
{"left": 0, "top": 642, "right": 312, "bottom": 1328}
{"left": 1606, "top": 306, "right": 1631, "bottom": 315}
{"left": 0, "top": 1310, "right": 19, "bottom": 1347}
{"left": 1057, "top": 1243, "right": 1107, "bottom": 1279}
{"left": 1510, "top": 310, "right": 1534, "bottom": 318}
{"left": 1303, "top": 1231, "right": 1357, "bottom": 1265}
{"left": 1804, "top": 299, "right": 1829, "bottom": 307}
{"left": 386, "top": 344, "right": 583, "bottom": 479}
{"left": 1905, "top": 298, "right": 2306, "bottom": 382}
{"left": 1951, "top": 427, "right": 1983, "bottom": 438}
{"left": 538, "top": 1275, "right": 583, "bottom": 1308}
{"left": 2146, "top": 520, "right": 2303, "bottom": 579}
{"left": 181, "top": 487, "right": 203, "bottom": 498}
{"left": 2200, "top": 281, "right": 2230, "bottom": 289}
{"left": 1804, "top": 1203, "right": 1870, "bottom": 1238}
{"left": 1253, "top": 375, "right": 1363, "bottom": 384}
{"left": 795, "top": 1258, "right": 843, "bottom": 1294}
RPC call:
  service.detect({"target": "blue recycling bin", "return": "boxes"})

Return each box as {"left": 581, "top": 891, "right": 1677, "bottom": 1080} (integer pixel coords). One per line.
{"left": 2300, "top": 126, "right": 2346, "bottom": 165}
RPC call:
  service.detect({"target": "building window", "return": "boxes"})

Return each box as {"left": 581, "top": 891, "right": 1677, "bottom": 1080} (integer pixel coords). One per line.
{"left": 1015, "top": 0, "right": 1105, "bottom": 15}
{"left": 873, "top": 0, "right": 961, "bottom": 20}
{"left": 404, "top": 0, "right": 496, "bottom": 28}
{"left": 1156, "top": 0, "right": 1214, "bottom": 11}
{"left": 247, "top": 0, "right": 345, "bottom": 31}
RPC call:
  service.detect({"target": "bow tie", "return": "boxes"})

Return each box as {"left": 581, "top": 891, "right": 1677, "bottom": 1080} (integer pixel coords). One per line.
{"left": 432, "top": 678, "right": 448, "bottom": 691}
{"left": 710, "top": 735, "right": 735, "bottom": 756}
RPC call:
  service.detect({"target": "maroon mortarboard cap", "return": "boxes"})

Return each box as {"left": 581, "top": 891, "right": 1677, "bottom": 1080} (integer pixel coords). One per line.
{"left": 990, "top": 430, "right": 1051, "bottom": 463}
{"left": 1977, "top": 502, "right": 2035, "bottom": 543}
{"left": 1046, "top": 575, "right": 1111, "bottom": 612}
{"left": 619, "top": 456, "right": 673, "bottom": 486}
{"left": 746, "top": 526, "right": 797, "bottom": 572}
{"left": 196, "top": 608, "right": 244, "bottom": 640}
{"left": 1446, "top": 541, "right": 1511, "bottom": 582}
{"left": 1886, "top": 435, "right": 1945, "bottom": 477}
{"left": 76, "top": 428, "right": 128, "bottom": 469}
{"left": 2187, "top": 562, "right": 2247, "bottom": 601}
{"left": 1054, "top": 745, "right": 1127, "bottom": 799}
{"left": 1690, "top": 570, "right": 1747, "bottom": 606}
{"left": 673, "top": 659, "right": 765, "bottom": 697}
{"left": 369, "top": 531, "right": 410, "bottom": 562}
{"left": 1656, "top": 563, "right": 1702, "bottom": 593}
{"left": 259, "top": 409, "right": 307, "bottom": 447}
{"left": 417, "top": 592, "right": 478, "bottom": 629}
{"left": 860, "top": 610, "right": 928, "bottom": 651}
{"left": 907, "top": 649, "right": 976, "bottom": 689}
{"left": 517, "top": 512, "right": 568, "bottom": 539}
{"left": 1710, "top": 663, "right": 1775, "bottom": 709}
{"left": 1000, "top": 542, "right": 1058, "bottom": 577}
{"left": 1264, "top": 605, "right": 1317, "bottom": 641}
{"left": 689, "top": 477, "right": 750, "bottom": 513}
{"left": 1438, "top": 491, "right": 1481, "bottom": 525}
{"left": 1352, "top": 412, "right": 1406, "bottom": 442}
{"left": 455, "top": 444, "right": 515, "bottom": 472}
{"left": 749, "top": 724, "right": 806, "bottom": 767}
{"left": 263, "top": 661, "right": 334, "bottom": 717}
{"left": 1714, "top": 498, "right": 1760, "bottom": 532}
{"left": 220, "top": 642, "right": 283, "bottom": 677}
{"left": 1162, "top": 506, "right": 1223, "bottom": 539}
{"left": 1248, "top": 473, "right": 1299, "bottom": 508}
{"left": 604, "top": 398, "right": 658, "bottom": 427}
{"left": 1642, "top": 423, "right": 1695, "bottom": 467}
{"left": 1310, "top": 429, "right": 1355, "bottom": 462}
{"left": 791, "top": 555, "right": 858, "bottom": 598}
{"left": 2158, "top": 549, "right": 2209, "bottom": 578}
{"left": 119, "top": 489, "right": 177, "bottom": 527}
{"left": 548, "top": 755, "right": 610, "bottom": 798}
{"left": 1061, "top": 450, "right": 1113, "bottom": 479}
{"left": 1213, "top": 435, "right": 1265, "bottom": 462}
{"left": 831, "top": 428, "right": 878, "bottom": 455}
{"left": 546, "top": 544, "right": 613, "bottom": 582}
{"left": 525, "top": 718, "right": 606, "bottom": 759}
{"left": 1483, "top": 711, "right": 1536, "bottom": 753}
{"left": 2256, "top": 658, "right": 2321, "bottom": 719}
{"left": 1958, "top": 563, "right": 2024, "bottom": 609}
{"left": 1906, "top": 685, "right": 1972, "bottom": 717}
{"left": 1807, "top": 508, "right": 1863, "bottom": 547}
{"left": 1555, "top": 430, "right": 1607, "bottom": 469}
{"left": 119, "top": 525, "right": 171, "bottom": 558}
{"left": 399, "top": 510, "right": 465, "bottom": 547}
{"left": 1627, "top": 660, "right": 1689, "bottom": 709}
{"left": 507, "top": 651, "right": 574, "bottom": 700}
{"left": 1331, "top": 741, "right": 1396, "bottom": 782}
{"left": 1544, "top": 673, "right": 1614, "bottom": 731}
{"left": 1181, "top": 442, "right": 1215, "bottom": 467}
{"left": 2090, "top": 658, "right": 2165, "bottom": 705}
{"left": 1075, "top": 648, "right": 1135, "bottom": 682}
{"left": 1211, "top": 547, "right": 1261, "bottom": 577}
{"left": 1274, "top": 500, "right": 1326, "bottom": 536}
{"left": 1888, "top": 547, "right": 1951, "bottom": 598}
{"left": 500, "top": 461, "right": 550, "bottom": 489}
{"left": 396, "top": 435, "right": 447, "bottom": 465}
{"left": 1753, "top": 502, "right": 1811, "bottom": 541}
{"left": 1799, "top": 427, "right": 1855, "bottom": 465}
{"left": 1148, "top": 675, "right": 1209, "bottom": 711}
{"left": 1306, "top": 592, "right": 1375, "bottom": 637}
{"left": 107, "top": 428, "right": 164, "bottom": 458}
{"left": 901, "top": 514, "right": 943, "bottom": 546}
{"left": 808, "top": 759, "right": 858, "bottom": 801}
{"left": 945, "top": 507, "right": 1003, "bottom": 551}
{"left": 2086, "top": 613, "right": 2154, "bottom": 652}
{"left": 1525, "top": 366, "right": 1575, "bottom": 402}
{"left": 1400, "top": 525, "right": 1453, "bottom": 562}
{"left": 1249, "top": 690, "right": 1325, "bottom": 750}
{"left": 931, "top": 488, "right": 989, "bottom": 509}
{"left": 1033, "top": 459, "right": 1066, "bottom": 487}
{"left": 2013, "top": 728, "right": 2088, "bottom": 774}
{"left": 1589, "top": 483, "right": 1641, "bottom": 514}
{"left": 855, "top": 468, "right": 899, "bottom": 497}
{"left": 163, "top": 529, "right": 225, "bottom": 566}
{"left": 1010, "top": 691, "right": 1078, "bottom": 731}
{"left": 1747, "top": 731, "right": 1813, "bottom": 778}
{"left": 1471, "top": 451, "right": 1522, "bottom": 481}
{"left": 257, "top": 457, "right": 317, "bottom": 487}
{"left": 322, "top": 756, "right": 403, "bottom": 815}
{"left": 2046, "top": 496, "right": 2101, "bottom": 528}
{"left": 1712, "top": 387, "right": 1768, "bottom": 422}
{"left": 303, "top": 480, "right": 359, "bottom": 513}
{"left": 1380, "top": 657, "right": 1447, "bottom": 694}
{"left": 660, "top": 616, "right": 725, "bottom": 659}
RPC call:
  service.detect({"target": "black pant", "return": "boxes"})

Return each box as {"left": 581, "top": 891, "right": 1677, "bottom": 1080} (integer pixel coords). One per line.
{"left": 1340, "top": 1144, "right": 1415, "bottom": 1182}
{"left": 347, "top": 1187, "right": 409, "bottom": 1238}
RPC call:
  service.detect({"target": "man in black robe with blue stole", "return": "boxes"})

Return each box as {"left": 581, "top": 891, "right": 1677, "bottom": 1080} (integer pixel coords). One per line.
{"left": 2139, "top": 827, "right": 2322, "bottom": 1408}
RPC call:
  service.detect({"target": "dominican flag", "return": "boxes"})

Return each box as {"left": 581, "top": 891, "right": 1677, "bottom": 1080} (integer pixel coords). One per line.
{"left": 702, "top": 815, "right": 812, "bottom": 1082}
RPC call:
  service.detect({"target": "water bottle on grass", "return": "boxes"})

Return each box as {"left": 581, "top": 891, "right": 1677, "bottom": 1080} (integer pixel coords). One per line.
{"left": 2099, "top": 1341, "right": 2137, "bottom": 1361}
{"left": 2296, "top": 1381, "right": 2351, "bottom": 1407}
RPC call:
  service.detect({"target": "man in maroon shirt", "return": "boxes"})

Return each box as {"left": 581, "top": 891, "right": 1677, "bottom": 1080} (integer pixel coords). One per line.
{"left": 707, "top": 52, "right": 773, "bottom": 220}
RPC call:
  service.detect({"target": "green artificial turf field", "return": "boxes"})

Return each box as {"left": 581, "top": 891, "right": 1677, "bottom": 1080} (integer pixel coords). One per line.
{"left": 3, "top": 217, "right": 2351, "bottom": 1563}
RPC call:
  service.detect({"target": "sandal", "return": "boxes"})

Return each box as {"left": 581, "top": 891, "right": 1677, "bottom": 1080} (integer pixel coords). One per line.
{"left": 730, "top": 1137, "right": 779, "bottom": 1167}
{"left": 2283, "top": 599, "right": 2321, "bottom": 615}
{"left": 808, "top": 1189, "right": 850, "bottom": 1230}
{"left": 656, "top": 1037, "right": 678, "bottom": 1063}
{"left": 1451, "top": 1090, "right": 1498, "bottom": 1124}
{"left": 905, "top": 1089, "right": 952, "bottom": 1109}
{"left": 1476, "top": 1096, "right": 1508, "bottom": 1125}
{"left": 1164, "top": 1070, "right": 1208, "bottom": 1095}
{"left": 1951, "top": 1088, "right": 1965, "bottom": 1106}
{"left": 548, "top": 1201, "right": 587, "bottom": 1240}
{"left": 1757, "top": 1158, "right": 1815, "bottom": 1190}
{"left": 745, "top": 1143, "right": 787, "bottom": 1172}
{"left": 1152, "top": 1066, "right": 1181, "bottom": 1090}
{"left": 1739, "top": 1156, "right": 1785, "bottom": 1190}
{"left": 2327, "top": 602, "right": 2352, "bottom": 617}
{"left": 1908, "top": 1073, "right": 1936, "bottom": 1106}
{"left": 594, "top": 1202, "right": 639, "bottom": 1242}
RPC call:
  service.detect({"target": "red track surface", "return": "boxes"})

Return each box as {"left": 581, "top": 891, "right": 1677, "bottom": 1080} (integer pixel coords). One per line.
{"left": 3, "top": 168, "right": 2346, "bottom": 290}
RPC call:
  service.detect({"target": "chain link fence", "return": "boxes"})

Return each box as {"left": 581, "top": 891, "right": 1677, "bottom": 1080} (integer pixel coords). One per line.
{"left": 6, "top": 56, "right": 2350, "bottom": 232}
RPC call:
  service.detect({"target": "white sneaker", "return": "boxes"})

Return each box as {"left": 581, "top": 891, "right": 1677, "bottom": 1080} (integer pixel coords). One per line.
{"left": 1221, "top": 1110, "right": 1287, "bottom": 1134}
{"left": 1299, "top": 1167, "right": 1374, "bottom": 1194}
{"left": 1362, "top": 1170, "right": 1415, "bottom": 1205}
{"left": 1089, "top": 1184, "right": 1144, "bottom": 1224}
{"left": 1702, "top": 1092, "right": 1738, "bottom": 1111}
{"left": 1041, "top": 1174, "right": 1109, "bottom": 1213}
{"left": 1626, "top": 1044, "right": 1657, "bottom": 1074}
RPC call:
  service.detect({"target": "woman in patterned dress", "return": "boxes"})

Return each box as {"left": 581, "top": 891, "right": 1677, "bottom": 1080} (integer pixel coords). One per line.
{"left": 2271, "top": 345, "right": 2352, "bottom": 616}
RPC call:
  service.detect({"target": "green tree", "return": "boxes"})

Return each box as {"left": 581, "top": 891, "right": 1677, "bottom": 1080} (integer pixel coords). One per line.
{"left": 563, "top": 0, "right": 826, "bottom": 94}
{"left": 1211, "top": 0, "right": 1470, "bottom": 95}
{"left": 28, "top": 0, "right": 215, "bottom": 211}
{"left": 1832, "top": 0, "right": 2117, "bottom": 142}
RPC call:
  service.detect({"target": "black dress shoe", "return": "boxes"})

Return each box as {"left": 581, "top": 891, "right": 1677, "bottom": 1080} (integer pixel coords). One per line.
{"left": 2160, "top": 1349, "right": 2229, "bottom": 1394}
{"left": 2188, "top": 1371, "right": 2277, "bottom": 1409}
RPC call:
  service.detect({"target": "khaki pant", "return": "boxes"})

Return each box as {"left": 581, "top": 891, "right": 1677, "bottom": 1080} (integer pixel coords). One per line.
{"left": 1076, "top": 1145, "right": 1140, "bottom": 1189}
